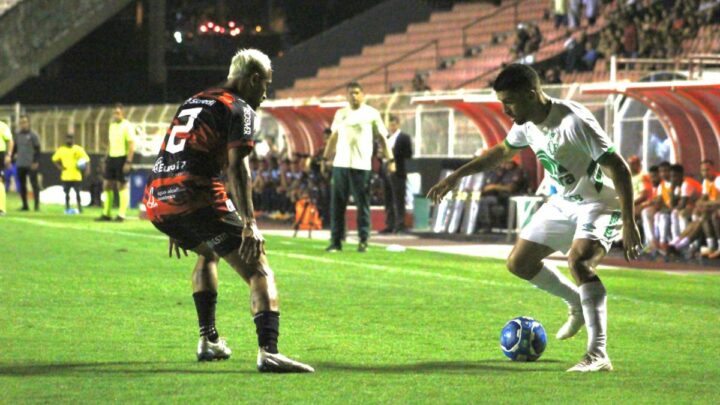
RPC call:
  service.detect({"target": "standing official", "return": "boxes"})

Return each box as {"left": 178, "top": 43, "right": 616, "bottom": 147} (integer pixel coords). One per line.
{"left": 98, "top": 104, "right": 135, "bottom": 221}
{"left": 323, "top": 82, "right": 395, "bottom": 252}
{"left": 380, "top": 115, "right": 413, "bottom": 234}
{"left": 15, "top": 115, "right": 41, "bottom": 211}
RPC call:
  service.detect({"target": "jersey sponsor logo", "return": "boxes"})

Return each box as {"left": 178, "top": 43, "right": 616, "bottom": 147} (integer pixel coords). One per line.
{"left": 536, "top": 150, "right": 576, "bottom": 186}
{"left": 185, "top": 98, "right": 216, "bottom": 107}
{"left": 206, "top": 233, "right": 229, "bottom": 248}
{"left": 243, "top": 106, "right": 253, "bottom": 136}
{"left": 582, "top": 223, "right": 596, "bottom": 232}
{"left": 153, "top": 157, "right": 187, "bottom": 173}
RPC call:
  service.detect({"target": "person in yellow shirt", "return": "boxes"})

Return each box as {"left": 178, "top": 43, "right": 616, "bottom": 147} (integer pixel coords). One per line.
{"left": 97, "top": 104, "right": 135, "bottom": 222}
{"left": 52, "top": 133, "right": 90, "bottom": 214}
{"left": 0, "top": 119, "right": 14, "bottom": 216}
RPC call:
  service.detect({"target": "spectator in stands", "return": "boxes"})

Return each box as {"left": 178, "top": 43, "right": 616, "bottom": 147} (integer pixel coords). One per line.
{"left": 512, "top": 23, "right": 531, "bottom": 60}
{"left": 549, "top": 0, "right": 568, "bottom": 29}
{"left": 0, "top": 119, "right": 13, "bottom": 216}
{"left": 477, "top": 159, "right": 526, "bottom": 233}
{"left": 52, "top": 133, "right": 90, "bottom": 215}
{"left": 583, "top": 0, "right": 600, "bottom": 26}
{"left": 525, "top": 23, "right": 543, "bottom": 56}
{"left": 667, "top": 163, "right": 702, "bottom": 253}
{"left": 640, "top": 165, "right": 661, "bottom": 254}
{"left": 98, "top": 104, "right": 135, "bottom": 222}
{"left": 622, "top": 16, "right": 639, "bottom": 58}
{"left": 544, "top": 67, "right": 563, "bottom": 84}
{"left": 322, "top": 82, "right": 395, "bottom": 253}
{"left": 581, "top": 40, "right": 601, "bottom": 71}
{"left": 563, "top": 31, "right": 586, "bottom": 72}
{"left": 568, "top": 0, "right": 582, "bottom": 29}
{"left": 380, "top": 115, "right": 413, "bottom": 234}
{"left": 14, "top": 115, "right": 41, "bottom": 212}
{"left": 628, "top": 155, "right": 652, "bottom": 216}
{"left": 411, "top": 72, "right": 431, "bottom": 92}
{"left": 696, "top": 159, "right": 720, "bottom": 258}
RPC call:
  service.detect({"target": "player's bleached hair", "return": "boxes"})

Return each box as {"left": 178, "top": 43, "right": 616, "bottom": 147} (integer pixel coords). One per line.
{"left": 227, "top": 48, "right": 272, "bottom": 81}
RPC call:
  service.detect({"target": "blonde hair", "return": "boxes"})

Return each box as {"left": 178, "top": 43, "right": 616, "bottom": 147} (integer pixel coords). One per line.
{"left": 227, "top": 48, "right": 272, "bottom": 81}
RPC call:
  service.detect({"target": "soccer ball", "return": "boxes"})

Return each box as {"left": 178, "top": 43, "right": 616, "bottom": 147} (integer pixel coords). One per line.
{"left": 500, "top": 316, "right": 547, "bottom": 361}
{"left": 77, "top": 158, "right": 88, "bottom": 171}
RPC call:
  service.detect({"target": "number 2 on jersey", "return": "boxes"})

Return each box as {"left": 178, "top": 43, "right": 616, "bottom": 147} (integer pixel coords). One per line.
{"left": 166, "top": 107, "right": 202, "bottom": 154}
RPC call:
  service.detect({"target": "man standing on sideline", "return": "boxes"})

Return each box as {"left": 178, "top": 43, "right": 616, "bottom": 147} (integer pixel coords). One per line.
{"left": 322, "top": 82, "right": 395, "bottom": 252}
{"left": 52, "top": 133, "right": 90, "bottom": 214}
{"left": 0, "top": 119, "right": 13, "bottom": 215}
{"left": 380, "top": 115, "right": 413, "bottom": 234}
{"left": 98, "top": 104, "right": 135, "bottom": 221}
{"left": 428, "top": 64, "right": 642, "bottom": 372}
{"left": 143, "top": 49, "right": 313, "bottom": 372}
{"left": 14, "top": 115, "right": 41, "bottom": 211}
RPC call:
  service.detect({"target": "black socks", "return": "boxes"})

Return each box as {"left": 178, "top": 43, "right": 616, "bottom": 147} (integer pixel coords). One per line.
{"left": 193, "top": 291, "right": 219, "bottom": 342}
{"left": 253, "top": 311, "right": 280, "bottom": 354}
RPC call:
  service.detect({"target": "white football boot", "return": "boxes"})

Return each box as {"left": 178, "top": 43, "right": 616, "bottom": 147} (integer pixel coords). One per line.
{"left": 567, "top": 352, "right": 613, "bottom": 372}
{"left": 196, "top": 336, "right": 232, "bottom": 361}
{"left": 257, "top": 348, "right": 315, "bottom": 373}
{"left": 556, "top": 308, "right": 585, "bottom": 340}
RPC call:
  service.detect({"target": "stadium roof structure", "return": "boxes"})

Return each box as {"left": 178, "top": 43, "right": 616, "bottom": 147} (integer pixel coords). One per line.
{"left": 581, "top": 81, "right": 720, "bottom": 174}
{"left": 411, "top": 94, "right": 541, "bottom": 186}
{"left": 262, "top": 100, "right": 342, "bottom": 156}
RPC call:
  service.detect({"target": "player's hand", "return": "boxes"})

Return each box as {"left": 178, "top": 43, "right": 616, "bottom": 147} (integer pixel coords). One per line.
{"left": 3, "top": 156, "right": 10, "bottom": 169}
{"left": 240, "top": 222, "right": 265, "bottom": 263}
{"left": 387, "top": 161, "right": 396, "bottom": 174}
{"left": 122, "top": 162, "right": 132, "bottom": 175}
{"left": 320, "top": 160, "right": 330, "bottom": 176}
{"left": 168, "top": 238, "right": 188, "bottom": 259}
{"left": 30, "top": 162, "right": 39, "bottom": 171}
{"left": 622, "top": 220, "right": 643, "bottom": 262}
{"left": 427, "top": 173, "right": 460, "bottom": 204}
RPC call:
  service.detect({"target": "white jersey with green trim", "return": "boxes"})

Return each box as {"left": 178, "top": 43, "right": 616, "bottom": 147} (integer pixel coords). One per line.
{"left": 504, "top": 97, "right": 618, "bottom": 204}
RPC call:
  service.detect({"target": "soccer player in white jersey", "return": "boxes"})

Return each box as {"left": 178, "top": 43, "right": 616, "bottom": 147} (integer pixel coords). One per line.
{"left": 428, "top": 64, "right": 642, "bottom": 372}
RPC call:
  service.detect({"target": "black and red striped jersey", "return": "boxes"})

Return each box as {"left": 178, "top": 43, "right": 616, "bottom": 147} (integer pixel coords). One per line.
{"left": 143, "top": 88, "right": 257, "bottom": 222}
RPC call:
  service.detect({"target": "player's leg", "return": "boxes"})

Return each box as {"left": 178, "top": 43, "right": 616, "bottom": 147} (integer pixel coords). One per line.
{"left": 328, "top": 167, "right": 349, "bottom": 251}
{"left": 380, "top": 170, "right": 395, "bottom": 233}
{"left": 17, "top": 166, "right": 29, "bottom": 210}
{"left": 507, "top": 199, "right": 583, "bottom": 339}
{"left": 222, "top": 252, "right": 314, "bottom": 373}
{"left": 28, "top": 169, "right": 40, "bottom": 211}
{"left": 349, "top": 168, "right": 371, "bottom": 251}
{"left": 62, "top": 182, "right": 71, "bottom": 212}
{"left": 100, "top": 179, "right": 115, "bottom": 220}
{"left": 189, "top": 243, "right": 231, "bottom": 361}
{"left": 566, "top": 238, "right": 613, "bottom": 372}
{"left": 117, "top": 179, "right": 130, "bottom": 221}
{"left": 393, "top": 174, "right": 408, "bottom": 232}
{"left": 640, "top": 206, "right": 656, "bottom": 251}
{"left": 73, "top": 182, "right": 83, "bottom": 213}
{"left": 0, "top": 160, "right": 6, "bottom": 215}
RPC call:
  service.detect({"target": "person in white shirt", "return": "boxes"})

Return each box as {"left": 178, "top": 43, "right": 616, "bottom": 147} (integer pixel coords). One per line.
{"left": 428, "top": 64, "right": 642, "bottom": 372}
{"left": 322, "top": 82, "right": 395, "bottom": 252}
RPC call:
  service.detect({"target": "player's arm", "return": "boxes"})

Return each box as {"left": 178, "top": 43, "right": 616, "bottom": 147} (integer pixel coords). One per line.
{"left": 4, "top": 137, "right": 13, "bottom": 168}
{"left": 322, "top": 131, "right": 338, "bottom": 162}
{"left": 227, "top": 146, "right": 265, "bottom": 262}
{"left": 31, "top": 134, "right": 40, "bottom": 171}
{"left": 427, "top": 141, "right": 517, "bottom": 203}
{"left": 598, "top": 152, "right": 642, "bottom": 260}
{"left": 51, "top": 151, "right": 63, "bottom": 171}
{"left": 124, "top": 127, "right": 135, "bottom": 173}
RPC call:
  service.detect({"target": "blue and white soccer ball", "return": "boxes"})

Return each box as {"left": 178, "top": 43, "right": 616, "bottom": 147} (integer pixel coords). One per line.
{"left": 500, "top": 316, "right": 547, "bottom": 361}
{"left": 77, "top": 158, "right": 88, "bottom": 171}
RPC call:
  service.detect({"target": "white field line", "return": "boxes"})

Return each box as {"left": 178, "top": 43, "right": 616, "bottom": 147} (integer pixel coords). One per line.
{"left": 5, "top": 217, "right": 716, "bottom": 310}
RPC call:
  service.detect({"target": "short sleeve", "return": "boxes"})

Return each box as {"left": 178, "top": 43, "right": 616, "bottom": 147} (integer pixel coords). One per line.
{"left": 227, "top": 102, "right": 256, "bottom": 149}
{"left": 577, "top": 117, "right": 614, "bottom": 161}
{"left": 503, "top": 124, "right": 528, "bottom": 149}
{"left": 330, "top": 109, "right": 343, "bottom": 133}
{"left": 51, "top": 149, "right": 60, "bottom": 162}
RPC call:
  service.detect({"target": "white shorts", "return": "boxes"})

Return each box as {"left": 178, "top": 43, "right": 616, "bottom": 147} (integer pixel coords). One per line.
{"left": 519, "top": 197, "right": 623, "bottom": 254}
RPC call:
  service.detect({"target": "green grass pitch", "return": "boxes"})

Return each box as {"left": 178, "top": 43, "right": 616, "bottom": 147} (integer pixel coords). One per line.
{"left": 1, "top": 198, "right": 719, "bottom": 404}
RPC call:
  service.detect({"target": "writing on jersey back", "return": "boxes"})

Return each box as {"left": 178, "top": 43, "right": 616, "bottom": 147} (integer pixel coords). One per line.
{"left": 143, "top": 88, "right": 256, "bottom": 222}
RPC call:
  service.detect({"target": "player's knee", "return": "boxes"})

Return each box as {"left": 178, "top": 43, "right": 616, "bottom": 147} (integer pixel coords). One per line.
{"left": 506, "top": 252, "right": 532, "bottom": 277}
{"left": 567, "top": 249, "right": 592, "bottom": 273}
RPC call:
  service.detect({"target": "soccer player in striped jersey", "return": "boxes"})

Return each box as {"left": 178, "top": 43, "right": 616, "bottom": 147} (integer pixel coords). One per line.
{"left": 428, "top": 64, "right": 643, "bottom": 372}
{"left": 143, "top": 49, "right": 313, "bottom": 373}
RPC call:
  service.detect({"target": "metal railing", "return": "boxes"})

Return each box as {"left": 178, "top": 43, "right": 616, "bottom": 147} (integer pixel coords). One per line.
{"left": 320, "top": 39, "right": 440, "bottom": 96}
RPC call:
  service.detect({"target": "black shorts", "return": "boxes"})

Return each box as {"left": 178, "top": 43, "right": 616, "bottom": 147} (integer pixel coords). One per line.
{"left": 62, "top": 181, "right": 82, "bottom": 192}
{"left": 152, "top": 206, "right": 244, "bottom": 257}
{"left": 104, "top": 156, "right": 128, "bottom": 182}
{"left": 0, "top": 152, "right": 4, "bottom": 177}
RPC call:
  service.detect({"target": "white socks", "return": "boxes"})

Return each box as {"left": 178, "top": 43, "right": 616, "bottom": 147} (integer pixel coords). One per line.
{"left": 529, "top": 263, "right": 581, "bottom": 309}
{"left": 655, "top": 212, "right": 670, "bottom": 244}
{"left": 580, "top": 281, "right": 608, "bottom": 356}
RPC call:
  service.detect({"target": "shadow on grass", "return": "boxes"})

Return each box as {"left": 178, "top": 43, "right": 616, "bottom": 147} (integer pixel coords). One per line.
{"left": 0, "top": 361, "right": 256, "bottom": 376}
{"left": 315, "top": 359, "right": 563, "bottom": 374}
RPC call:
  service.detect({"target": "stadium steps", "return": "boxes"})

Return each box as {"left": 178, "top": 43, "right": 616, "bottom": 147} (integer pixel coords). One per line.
{"left": 0, "top": 0, "right": 134, "bottom": 98}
